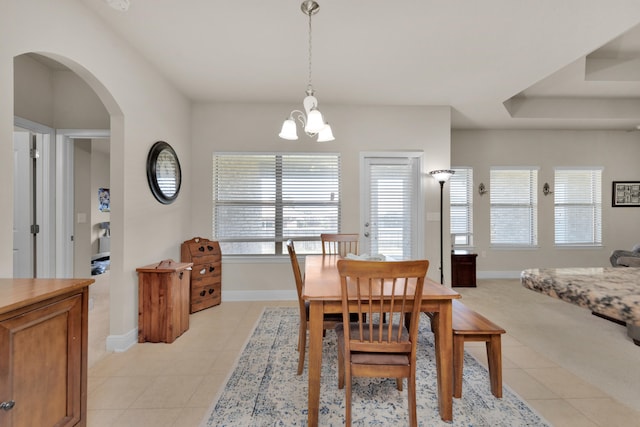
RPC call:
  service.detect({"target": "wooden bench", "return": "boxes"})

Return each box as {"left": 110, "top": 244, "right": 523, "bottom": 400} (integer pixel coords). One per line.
{"left": 451, "top": 299, "right": 506, "bottom": 398}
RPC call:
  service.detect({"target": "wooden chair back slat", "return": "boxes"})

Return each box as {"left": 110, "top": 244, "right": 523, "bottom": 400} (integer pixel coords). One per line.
{"left": 321, "top": 233, "right": 359, "bottom": 256}
{"left": 335, "top": 258, "right": 430, "bottom": 426}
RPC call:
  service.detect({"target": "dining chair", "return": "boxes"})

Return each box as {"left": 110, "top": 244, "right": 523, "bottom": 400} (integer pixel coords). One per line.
{"left": 335, "top": 259, "right": 429, "bottom": 427}
{"left": 321, "top": 233, "right": 359, "bottom": 257}
{"left": 286, "top": 239, "right": 343, "bottom": 375}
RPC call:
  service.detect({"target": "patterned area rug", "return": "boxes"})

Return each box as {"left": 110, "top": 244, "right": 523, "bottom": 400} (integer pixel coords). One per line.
{"left": 201, "top": 307, "right": 550, "bottom": 426}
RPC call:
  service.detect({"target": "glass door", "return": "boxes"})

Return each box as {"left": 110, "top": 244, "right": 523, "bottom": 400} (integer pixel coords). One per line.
{"left": 360, "top": 153, "right": 422, "bottom": 259}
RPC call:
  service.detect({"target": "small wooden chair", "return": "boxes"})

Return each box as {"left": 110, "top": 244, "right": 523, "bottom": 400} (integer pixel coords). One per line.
{"left": 321, "top": 233, "right": 359, "bottom": 257}
{"left": 286, "top": 240, "right": 342, "bottom": 375}
{"left": 335, "top": 259, "right": 429, "bottom": 427}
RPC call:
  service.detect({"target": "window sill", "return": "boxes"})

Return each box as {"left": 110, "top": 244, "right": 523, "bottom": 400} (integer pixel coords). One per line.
{"left": 554, "top": 245, "right": 603, "bottom": 250}
{"left": 489, "top": 245, "right": 539, "bottom": 250}
{"left": 221, "top": 255, "right": 290, "bottom": 264}
{"left": 221, "top": 254, "right": 322, "bottom": 264}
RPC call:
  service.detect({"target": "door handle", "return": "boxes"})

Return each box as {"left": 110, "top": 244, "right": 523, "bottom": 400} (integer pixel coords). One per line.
{"left": 0, "top": 400, "right": 15, "bottom": 411}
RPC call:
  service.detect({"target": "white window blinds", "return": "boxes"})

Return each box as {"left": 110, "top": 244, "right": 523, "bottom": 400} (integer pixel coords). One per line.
{"left": 365, "top": 157, "right": 420, "bottom": 259}
{"left": 490, "top": 167, "right": 538, "bottom": 247}
{"left": 213, "top": 153, "right": 340, "bottom": 255}
{"left": 450, "top": 167, "right": 473, "bottom": 247}
{"left": 554, "top": 168, "right": 602, "bottom": 246}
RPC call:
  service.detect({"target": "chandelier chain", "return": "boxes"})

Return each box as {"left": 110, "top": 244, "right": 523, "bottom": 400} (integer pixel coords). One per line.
{"left": 307, "top": 9, "right": 313, "bottom": 92}
{"left": 279, "top": 1, "right": 334, "bottom": 142}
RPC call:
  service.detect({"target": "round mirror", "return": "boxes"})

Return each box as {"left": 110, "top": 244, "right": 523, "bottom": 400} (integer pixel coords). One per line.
{"left": 146, "top": 141, "right": 182, "bottom": 204}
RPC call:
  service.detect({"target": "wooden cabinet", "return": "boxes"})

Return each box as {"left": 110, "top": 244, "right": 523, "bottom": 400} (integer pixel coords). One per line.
{"left": 137, "top": 260, "right": 192, "bottom": 343}
{"left": 181, "top": 237, "right": 222, "bottom": 313}
{"left": 0, "top": 278, "right": 93, "bottom": 427}
{"left": 451, "top": 251, "right": 478, "bottom": 288}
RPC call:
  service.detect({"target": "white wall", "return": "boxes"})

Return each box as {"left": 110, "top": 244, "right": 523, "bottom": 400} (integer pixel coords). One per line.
{"left": 452, "top": 130, "right": 640, "bottom": 276}
{"left": 14, "top": 55, "right": 55, "bottom": 126}
{"left": 14, "top": 54, "right": 110, "bottom": 129}
{"left": 191, "top": 103, "right": 453, "bottom": 295}
{"left": 1, "top": 0, "right": 192, "bottom": 345}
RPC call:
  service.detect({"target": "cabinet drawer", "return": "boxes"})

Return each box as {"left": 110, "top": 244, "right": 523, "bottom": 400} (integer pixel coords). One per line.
{"left": 192, "top": 261, "right": 221, "bottom": 277}
{"left": 191, "top": 275, "right": 220, "bottom": 290}
{"left": 190, "top": 283, "right": 221, "bottom": 312}
{"left": 185, "top": 242, "right": 221, "bottom": 258}
{"left": 191, "top": 296, "right": 221, "bottom": 313}
{"left": 191, "top": 282, "right": 221, "bottom": 300}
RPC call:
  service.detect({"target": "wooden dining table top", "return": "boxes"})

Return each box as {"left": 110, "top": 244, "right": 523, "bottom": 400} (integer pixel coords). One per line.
{"left": 303, "top": 254, "right": 460, "bottom": 301}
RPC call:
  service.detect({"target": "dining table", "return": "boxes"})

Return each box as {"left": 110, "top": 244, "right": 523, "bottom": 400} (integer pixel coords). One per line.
{"left": 302, "top": 254, "right": 460, "bottom": 426}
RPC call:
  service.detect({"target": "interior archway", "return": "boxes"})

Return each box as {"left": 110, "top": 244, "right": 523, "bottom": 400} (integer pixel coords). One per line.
{"left": 13, "top": 51, "right": 124, "bottom": 366}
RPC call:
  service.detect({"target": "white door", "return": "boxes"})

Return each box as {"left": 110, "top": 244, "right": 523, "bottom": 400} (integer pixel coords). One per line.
{"left": 13, "top": 130, "right": 33, "bottom": 277}
{"left": 360, "top": 153, "right": 423, "bottom": 260}
{"left": 13, "top": 120, "right": 56, "bottom": 278}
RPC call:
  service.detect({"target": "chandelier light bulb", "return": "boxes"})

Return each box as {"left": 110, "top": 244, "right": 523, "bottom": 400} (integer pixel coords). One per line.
{"left": 305, "top": 108, "right": 325, "bottom": 134}
{"left": 317, "top": 124, "right": 335, "bottom": 142}
{"left": 279, "top": 118, "right": 299, "bottom": 140}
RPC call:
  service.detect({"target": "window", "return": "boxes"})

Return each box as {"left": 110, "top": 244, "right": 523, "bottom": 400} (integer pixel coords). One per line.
{"left": 449, "top": 167, "right": 473, "bottom": 247}
{"left": 213, "top": 153, "right": 340, "bottom": 255}
{"left": 490, "top": 167, "right": 538, "bottom": 247}
{"left": 554, "top": 168, "right": 602, "bottom": 246}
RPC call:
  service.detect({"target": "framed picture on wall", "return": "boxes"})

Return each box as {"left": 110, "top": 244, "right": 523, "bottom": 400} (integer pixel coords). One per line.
{"left": 612, "top": 181, "right": 640, "bottom": 207}
{"left": 99, "top": 188, "right": 110, "bottom": 212}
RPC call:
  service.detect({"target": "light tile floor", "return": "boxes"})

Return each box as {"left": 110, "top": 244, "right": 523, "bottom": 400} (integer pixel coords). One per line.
{"left": 87, "top": 281, "right": 640, "bottom": 427}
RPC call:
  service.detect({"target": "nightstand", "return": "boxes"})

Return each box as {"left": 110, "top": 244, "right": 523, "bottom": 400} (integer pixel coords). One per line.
{"left": 451, "top": 251, "right": 478, "bottom": 287}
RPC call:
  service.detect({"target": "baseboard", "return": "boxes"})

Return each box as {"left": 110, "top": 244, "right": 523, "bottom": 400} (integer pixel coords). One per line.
{"left": 106, "top": 328, "right": 138, "bottom": 352}
{"left": 477, "top": 271, "right": 523, "bottom": 279}
{"left": 222, "top": 290, "right": 297, "bottom": 302}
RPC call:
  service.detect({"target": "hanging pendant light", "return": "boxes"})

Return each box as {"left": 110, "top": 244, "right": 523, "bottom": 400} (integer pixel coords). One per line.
{"left": 279, "top": 0, "right": 335, "bottom": 142}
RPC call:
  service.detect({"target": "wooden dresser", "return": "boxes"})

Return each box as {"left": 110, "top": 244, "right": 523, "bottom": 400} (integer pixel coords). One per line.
{"left": 0, "top": 278, "right": 94, "bottom": 427}
{"left": 181, "top": 237, "right": 222, "bottom": 313}
{"left": 137, "top": 259, "right": 192, "bottom": 343}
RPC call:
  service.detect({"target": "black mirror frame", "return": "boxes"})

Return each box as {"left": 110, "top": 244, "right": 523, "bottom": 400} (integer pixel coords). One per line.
{"left": 146, "top": 141, "right": 182, "bottom": 205}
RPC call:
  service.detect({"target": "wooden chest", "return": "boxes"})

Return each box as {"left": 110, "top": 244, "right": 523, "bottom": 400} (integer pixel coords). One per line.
{"left": 181, "top": 237, "right": 222, "bottom": 313}
{"left": 137, "top": 259, "right": 192, "bottom": 343}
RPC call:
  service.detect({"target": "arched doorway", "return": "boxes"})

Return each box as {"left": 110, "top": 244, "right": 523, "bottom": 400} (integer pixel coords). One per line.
{"left": 13, "top": 52, "right": 121, "bottom": 366}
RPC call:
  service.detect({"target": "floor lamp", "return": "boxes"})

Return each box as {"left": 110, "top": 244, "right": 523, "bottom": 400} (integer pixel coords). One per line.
{"left": 429, "top": 169, "right": 455, "bottom": 284}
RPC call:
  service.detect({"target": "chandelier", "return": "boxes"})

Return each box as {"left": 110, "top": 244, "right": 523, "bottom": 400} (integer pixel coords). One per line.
{"left": 279, "top": 0, "right": 335, "bottom": 142}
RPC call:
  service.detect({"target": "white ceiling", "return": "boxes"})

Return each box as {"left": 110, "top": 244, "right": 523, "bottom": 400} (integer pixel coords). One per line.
{"left": 76, "top": 0, "right": 640, "bottom": 130}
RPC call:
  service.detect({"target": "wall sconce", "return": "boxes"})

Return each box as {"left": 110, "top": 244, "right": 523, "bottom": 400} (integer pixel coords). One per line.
{"left": 478, "top": 182, "right": 488, "bottom": 196}
{"left": 543, "top": 182, "right": 553, "bottom": 196}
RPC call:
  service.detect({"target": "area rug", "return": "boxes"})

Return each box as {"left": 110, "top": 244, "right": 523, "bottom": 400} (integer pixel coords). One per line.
{"left": 201, "top": 307, "right": 550, "bottom": 426}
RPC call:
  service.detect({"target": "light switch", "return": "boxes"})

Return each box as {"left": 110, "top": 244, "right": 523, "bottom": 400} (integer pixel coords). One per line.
{"left": 77, "top": 213, "right": 87, "bottom": 224}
